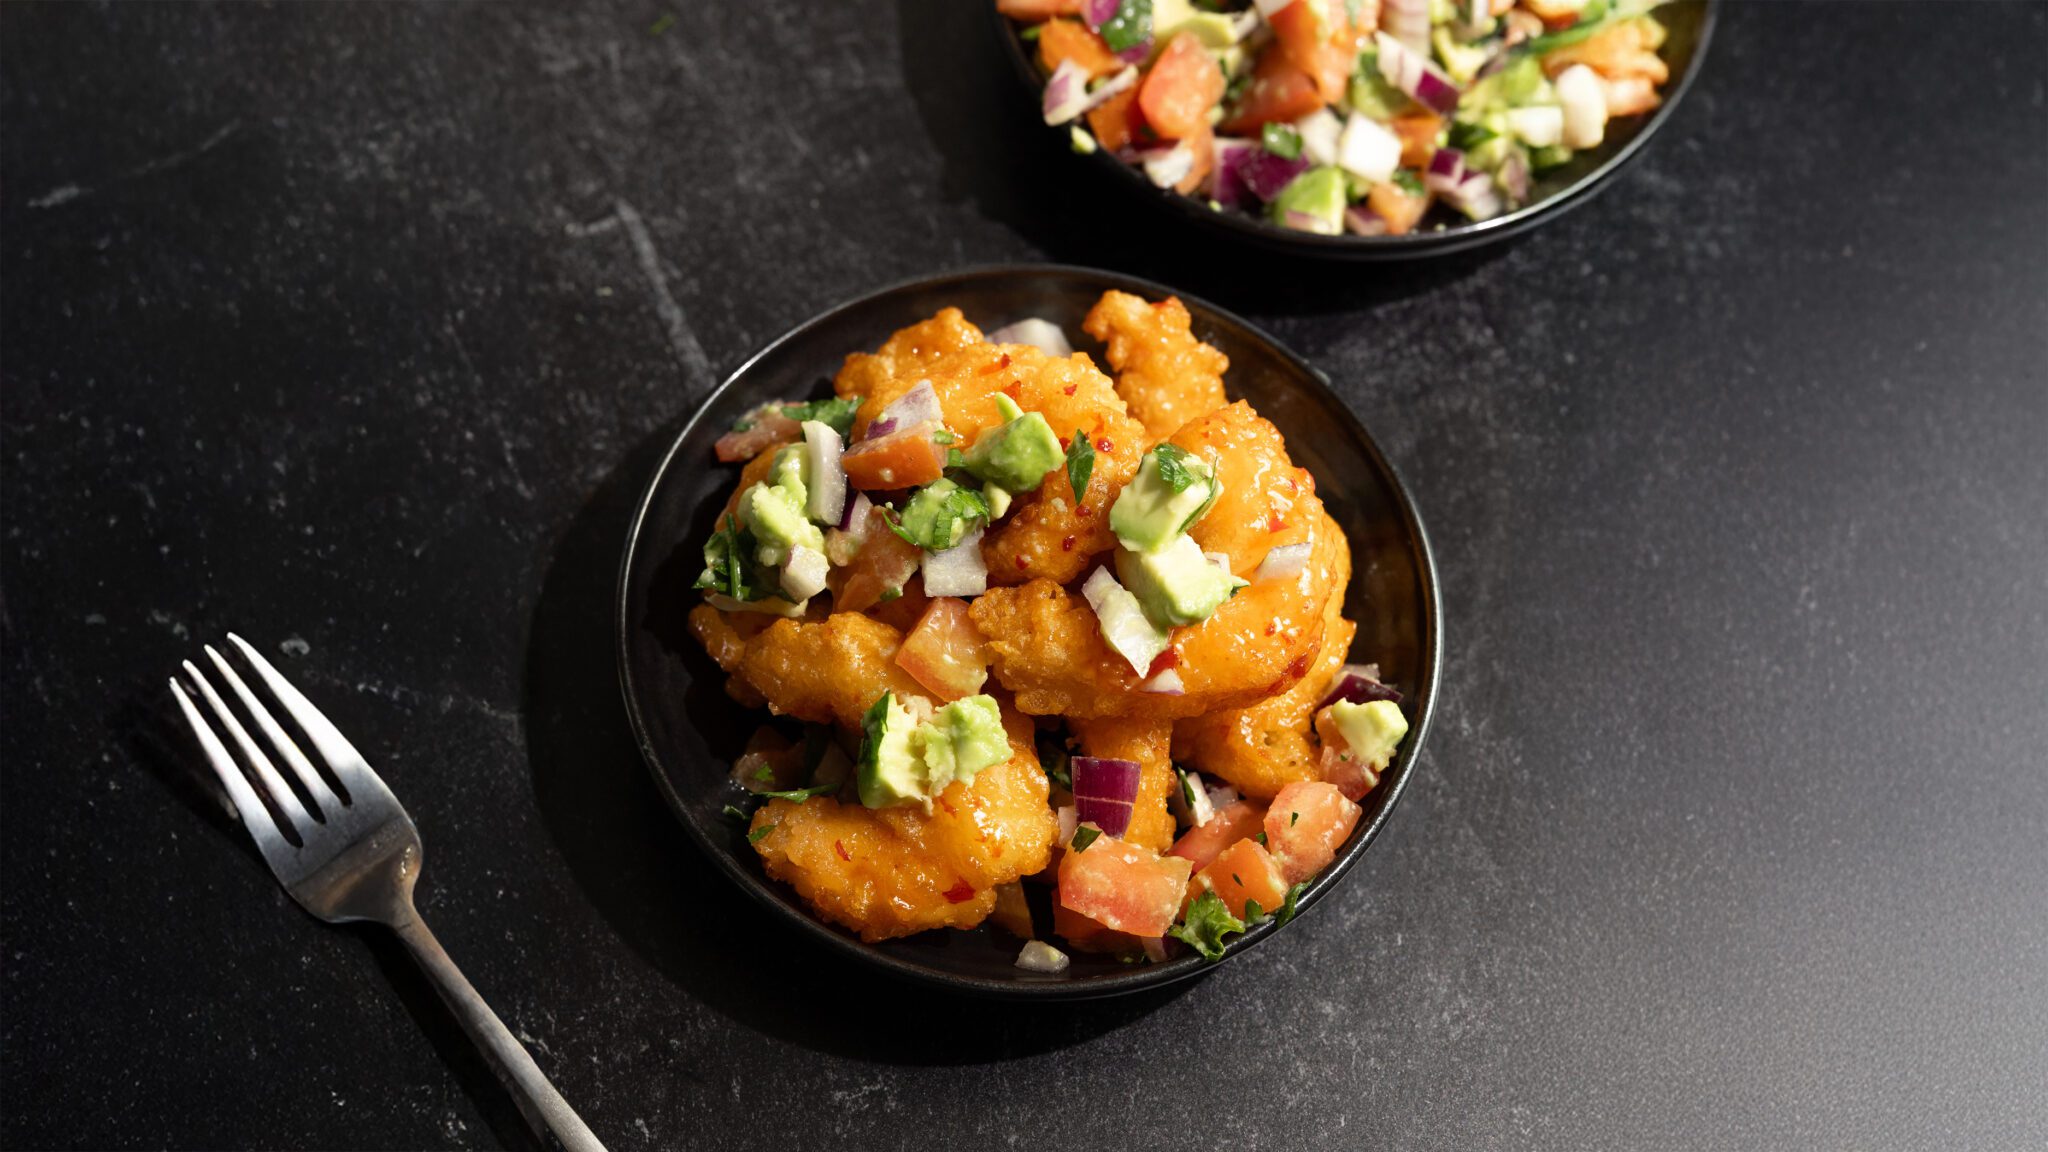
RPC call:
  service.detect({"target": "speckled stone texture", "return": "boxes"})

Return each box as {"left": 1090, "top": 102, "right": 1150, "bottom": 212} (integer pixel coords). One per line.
{"left": 3, "top": 2, "right": 2044, "bottom": 1149}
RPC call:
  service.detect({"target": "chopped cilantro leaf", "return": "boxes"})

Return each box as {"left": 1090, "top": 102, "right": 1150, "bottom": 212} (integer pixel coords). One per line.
{"left": 1244, "top": 898, "right": 1267, "bottom": 925}
{"left": 779, "top": 395, "right": 862, "bottom": 438}
{"left": 1169, "top": 889, "right": 1246, "bottom": 961}
{"left": 1178, "top": 769, "right": 1198, "bottom": 808}
{"left": 1253, "top": 831, "right": 1267, "bottom": 846}
{"left": 747, "top": 822, "right": 776, "bottom": 844}
{"left": 1291, "top": 811, "right": 1300, "bottom": 827}
{"left": 1019, "top": 23, "right": 1042, "bottom": 41}
{"left": 1096, "top": 0, "right": 1152, "bottom": 54}
{"left": 1037, "top": 733, "right": 1073, "bottom": 791}
{"left": 878, "top": 586, "right": 903, "bottom": 602}
{"left": 1393, "top": 169, "right": 1426, "bottom": 196}
{"left": 1065, "top": 430, "right": 1095, "bottom": 499}
{"left": 1262, "top": 122, "right": 1304, "bottom": 161}
{"left": 1150, "top": 444, "right": 1202, "bottom": 493}
{"left": 751, "top": 764, "right": 775, "bottom": 784}
{"left": 693, "top": 514, "right": 757, "bottom": 602}
{"left": 880, "top": 508, "right": 922, "bottom": 548}
{"left": 721, "top": 804, "right": 747, "bottom": 823}
{"left": 756, "top": 782, "right": 837, "bottom": 803}
{"left": 931, "top": 429, "right": 958, "bottom": 445}
{"left": 1070, "top": 826, "right": 1102, "bottom": 853}
{"left": 946, "top": 447, "right": 968, "bottom": 470}
{"left": 1276, "top": 881, "right": 1310, "bottom": 925}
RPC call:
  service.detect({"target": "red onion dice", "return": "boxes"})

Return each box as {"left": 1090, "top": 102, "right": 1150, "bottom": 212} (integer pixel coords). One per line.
{"left": 1043, "top": 61, "right": 1139, "bottom": 127}
{"left": 1241, "top": 148, "right": 1312, "bottom": 202}
{"left": 1344, "top": 206, "right": 1390, "bottom": 236}
{"left": 1318, "top": 663, "right": 1403, "bottom": 710}
{"left": 1084, "top": 0, "right": 1121, "bottom": 27}
{"left": 920, "top": 527, "right": 987, "bottom": 597}
{"left": 1209, "top": 137, "right": 1261, "bottom": 209}
{"left": 1140, "top": 667, "right": 1185, "bottom": 695}
{"left": 1071, "top": 756, "right": 1141, "bottom": 838}
{"left": 866, "top": 378, "right": 942, "bottom": 442}
{"left": 1257, "top": 541, "right": 1312, "bottom": 581}
{"left": 1425, "top": 147, "right": 1467, "bottom": 194}
{"left": 1376, "top": 31, "right": 1462, "bottom": 116}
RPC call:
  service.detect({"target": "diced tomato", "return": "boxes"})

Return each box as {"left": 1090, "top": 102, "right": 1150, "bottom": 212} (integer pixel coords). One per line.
{"left": 1139, "top": 32, "right": 1226, "bottom": 140}
{"left": 832, "top": 507, "right": 924, "bottom": 614}
{"left": 1173, "top": 123, "right": 1215, "bottom": 195}
{"left": 714, "top": 411, "right": 799, "bottom": 463}
{"left": 1219, "top": 48, "right": 1324, "bottom": 135}
{"left": 997, "top": 0, "right": 1083, "bottom": 18}
{"left": 1267, "top": 0, "right": 1353, "bottom": 103}
{"left": 1194, "top": 837, "right": 1292, "bottom": 921}
{"left": 1365, "top": 181, "right": 1431, "bottom": 236}
{"left": 1317, "top": 740, "right": 1382, "bottom": 801}
{"left": 840, "top": 421, "right": 946, "bottom": 490}
{"left": 1166, "top": 800, "right": 1267, "bottom": 873}
{"left": 894, "top": 597, "right": 991, "bottom": 701}
{"left": 1038, "top": 18, "right": 1120, "bottom": 79}
{"left": 1052, "top": 900, "right": 1146, "bottom": 954}
{"left": 1390, "top": 109, "right": 1442, "bottom": 169}
{"left": 1086, "top": 86, "right": 1144, "bottom": 152}
{"left": 1603, "top": 75, "right": 1662, "bottom": 117}
{"left": 1263, "top": 781, "right": 1362, "bottom": 885}
{"left": 1058, "top": 836, "right": 1193, "bottom": 938}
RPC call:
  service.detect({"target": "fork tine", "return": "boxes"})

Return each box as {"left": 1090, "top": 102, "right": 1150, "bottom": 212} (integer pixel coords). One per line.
{"left": 170, "top": 679, "right": 295, "bottom": 859}
{"left": 183, "top": 660, "right": 316, "bottom": 835}
{"left": 205, "top": 644, "right": 344, "bottom": 814}
{"left": 226, "top": 633, "right": 395, "bottom": 803}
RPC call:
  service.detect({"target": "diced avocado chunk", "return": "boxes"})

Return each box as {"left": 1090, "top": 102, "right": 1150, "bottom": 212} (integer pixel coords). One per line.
{"left": 1530, "top": 143, "right": 1573, "bottom": 170}
{"left": 1110, "top": 444, "right": 1221, "bottom": 553}
{"left": 985, "top": 483, "right": 1013, "bottom": 520}
{"left": 963, "top": 400, "right": 1065, "bottom": 493}
{"left": 1152, "top": 0, "right": 1245, "bottom": 48}
{"left": 1329, "top": 699, "right": 1408, "bottom": 768}
{"left": 916, "top": 695, "right": 1008, "bottom": 793}
{"left": 737, "top": 448, "right": 825, "bottom": 569}
{"left": 1115, "top": 535, "right": 1248, "bottom": 628}
{"left": 1349, "top": 50, "right": 1408, "bottom": 120}
{"left": 1267, "top": 166, "right": 1349, "bottom": 234}
{"left": 1433, "top": 26, "right": 1492, "bottom": 86}
{"left": 896, "top": 477, "right": 991, "bottom": 552}
{"left": 1499, "top": 55, "right": 1547, "bottom": 105}
{"left": 857, "top": 692, "right": 924, "bottom": 809}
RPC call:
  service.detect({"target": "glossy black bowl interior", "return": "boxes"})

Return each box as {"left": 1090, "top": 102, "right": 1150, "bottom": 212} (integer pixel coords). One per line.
{"left": 617, "top": 265, "right": 1441, "bottom": 998}
{"left": 990, "top": 1, "right": 1716, "bottom": 260}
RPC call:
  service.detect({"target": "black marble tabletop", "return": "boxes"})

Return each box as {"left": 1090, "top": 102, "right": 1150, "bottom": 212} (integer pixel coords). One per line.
{"left": 4, "top": 2, "right": 2044, "bottom": 1149}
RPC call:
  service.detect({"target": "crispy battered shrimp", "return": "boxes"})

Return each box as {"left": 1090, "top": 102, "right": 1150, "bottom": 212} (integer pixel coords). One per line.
{"left": 972, "top": 403, "right": 1345, "bottom": 719}
{"left": 736, "top": 613, "right": 929, "bottom": 729}
{"left": 1083, "top": 291, "right": 1229, "bottom": 444}
{"left": 748, "top": 704, "right": 1058, "bottom": 942}
{"left": 832, "top": 311, "right": 1148, "bottom": 586}
{"left": 1068, "top": 716, "right": 1179, "bottom": 853}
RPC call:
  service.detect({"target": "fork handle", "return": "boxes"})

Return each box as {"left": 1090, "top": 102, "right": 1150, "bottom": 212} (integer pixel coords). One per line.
{"left": 393, "top": 914, "right": 609, "bottom": 1152}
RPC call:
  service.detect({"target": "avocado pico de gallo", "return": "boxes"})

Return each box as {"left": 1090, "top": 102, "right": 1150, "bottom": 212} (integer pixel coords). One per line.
{"left": 1000, "top": 0, "right": 1677, "bottom": 235}
{"left": 690, "top": 295, "right": 1410, "bottom": 971}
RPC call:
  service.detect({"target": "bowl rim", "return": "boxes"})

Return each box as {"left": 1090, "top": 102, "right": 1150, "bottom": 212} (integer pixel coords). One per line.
{"left": 615, "top": 263, "right": 1443, "bottom": 998}
{"left": 989, "top": 0, "right": 1719, "bottom": 259}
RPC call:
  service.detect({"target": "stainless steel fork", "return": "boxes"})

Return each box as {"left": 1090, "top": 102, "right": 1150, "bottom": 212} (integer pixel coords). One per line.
{"left": 170, "top": 634, "right": 608, "bottom": 1152}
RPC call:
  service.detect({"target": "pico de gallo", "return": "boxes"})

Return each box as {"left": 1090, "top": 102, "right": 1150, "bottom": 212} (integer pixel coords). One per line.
{"left": 1000, "top": 0, "right": 1678, "bottom": 235}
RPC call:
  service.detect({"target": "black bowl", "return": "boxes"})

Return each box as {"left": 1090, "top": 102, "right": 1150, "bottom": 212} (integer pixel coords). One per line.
{"left": 991, "top": 1, "right": 1716, "bottom": 260}
{"left": 617, "top": 265, "right": 1442, "bottom": 998}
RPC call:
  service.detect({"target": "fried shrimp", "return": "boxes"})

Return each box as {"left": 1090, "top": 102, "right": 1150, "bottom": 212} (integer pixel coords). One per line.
{"left": 1083, "top": 291, "right": 1229, "bottom": 443}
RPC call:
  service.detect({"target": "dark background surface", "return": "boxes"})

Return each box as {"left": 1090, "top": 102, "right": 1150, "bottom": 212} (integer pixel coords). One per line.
{"left": 4, "top": 2, "right": 2044, "bottom": 1149}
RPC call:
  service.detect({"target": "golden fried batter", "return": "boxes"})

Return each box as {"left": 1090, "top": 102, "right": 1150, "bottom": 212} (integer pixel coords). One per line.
{"left": 833, "top": 313, "right": 1147, "bottom": 586}
{"left": 749, "top": 705, "right": 1058, "bottom": 942}
{"left": 971, "top": 403, "right": 1344, "bottom": 719}
{"left": 1068, "top": 716, "right": 1178, "bottom": 853}
{"left": 735, "top": 612, "right": 929, "bottom": 729}
{"left": 1083, "top": 291, "right": 1229, "bottom": 444}
{"left": 1174, "top": 580, "right": 1356, "bottom": 800}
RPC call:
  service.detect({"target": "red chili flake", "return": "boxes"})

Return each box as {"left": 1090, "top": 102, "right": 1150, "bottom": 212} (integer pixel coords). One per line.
{"left": 1060, "top": 535, "right": 1076, "bottom": 552}
{"left": 943, "top": 879, "right": 976, "bottom": 904}
{"left": 1002, "top": 381, "right": 1022, "bottom": 399}
{"left": 1095, "top": 437, "right": 1113, "bottom": 453}
{"left": 1264, "top": 621, "right": 1278, "bottom": 636}
{"left": 1283, "top": 651, "right": 1312, "bottom": 680}
{"left": 1267, "top": 513, "right": 1287, "bottom": 532}
{"left": 1075, "top": 504, "right": 1094, "bottom": 519}
{"left": 1147, "top": 648, "right": 1180, "bottom": 677}
{"left": 1063, "top": 384, "right": 1077, "bottom": 396}
{"left": 834, "top": 840, "right": 851, "bottom": 862}
{"left": 1014, "top": 556, "right": 1029, "bottom": 570}
{"left": 999, "top": 353, "right": 1012, "bottom": 369}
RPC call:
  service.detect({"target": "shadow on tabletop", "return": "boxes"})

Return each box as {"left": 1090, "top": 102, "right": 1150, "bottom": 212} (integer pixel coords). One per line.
{"left": 894, "top": 0, "right": 1515, "bottom": 313}
{"left": 119, "top": 700, "right": 551, "bottom": 1152}
{"left": 521, "top": 422, "right": 1194, "bottom": 1066}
